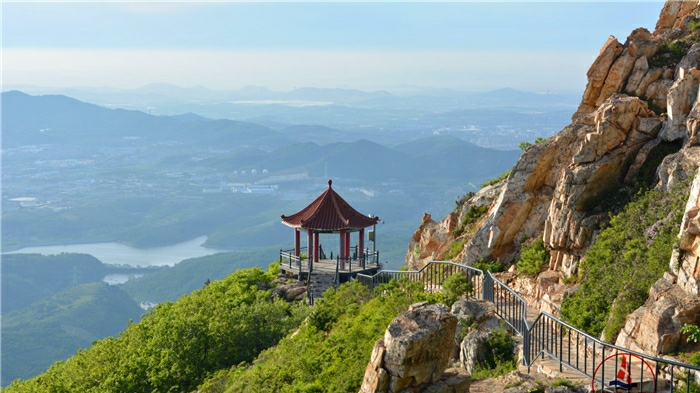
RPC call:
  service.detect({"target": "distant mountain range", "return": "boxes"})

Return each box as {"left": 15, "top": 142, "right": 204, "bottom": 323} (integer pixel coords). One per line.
{"left": 1, "top": 91, "right": 291, "bottom": 149}
{"left": 3, "top": 83, "right": 580, "bottom": 110}
{"left": 2, "top": 91, "right": 521, "bottom": 184}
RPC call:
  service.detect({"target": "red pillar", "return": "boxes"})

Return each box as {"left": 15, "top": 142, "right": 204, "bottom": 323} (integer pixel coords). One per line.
{"left": 345, "top": 231, "right": 351, "bottom": 259}
{"left": 314, "top": 232, "right": 319, "bottom": 262}
{"left": 307, "top": 229, "right": 313, "bottom": 262}
{"left": 294, "top": 229, "right": 301, "bottom": 257}
{"left": 339, "top": 229, "right": 346, "bottom": 270}
{"left": 359, "top": 228, "right": 365, "bottom": 267}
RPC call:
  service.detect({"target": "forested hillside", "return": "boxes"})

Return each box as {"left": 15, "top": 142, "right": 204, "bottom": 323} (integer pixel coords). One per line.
{"left": 4, "top": 265, "right": 307, "bottom": 391}
{"left": 2, "top": 283, "right": 143, "bottom": 385}
{"left": 2, "top": 253, "right": 109, "bottom": 314}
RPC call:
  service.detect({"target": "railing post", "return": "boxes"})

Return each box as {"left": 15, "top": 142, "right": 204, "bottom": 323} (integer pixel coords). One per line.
{"left": 336, "top": 258, "right": 340, "bottom": 286}
{"left": 482, "top": 273, "right": 491, "bottom": 302}
{"left": 523, "top": 327, "right": 531, "bottom": 369}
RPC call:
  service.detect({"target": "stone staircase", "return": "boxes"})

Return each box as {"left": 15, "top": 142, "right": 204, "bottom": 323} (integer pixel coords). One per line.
{"left": 307, "top": 271, "right": 337, "bottom": 303}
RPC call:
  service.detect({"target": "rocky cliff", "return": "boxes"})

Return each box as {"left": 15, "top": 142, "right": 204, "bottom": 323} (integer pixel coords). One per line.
{"left": 407, "top": 0, "right": 700, "bottom": 356}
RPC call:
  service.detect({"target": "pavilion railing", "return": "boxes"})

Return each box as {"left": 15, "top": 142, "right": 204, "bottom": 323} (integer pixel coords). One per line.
{"left": 336, "top": 250, "right": 380, "bottom": 271}
{"left": 279, "top": 247, "right": 309, "bottom": 271}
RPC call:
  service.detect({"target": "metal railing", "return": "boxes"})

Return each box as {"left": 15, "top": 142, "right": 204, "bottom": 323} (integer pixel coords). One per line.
{"left": 485, "top": 273, "right": 529, "bottom": 336}
{"left": 357, "top": 261, "right": 700, "bottom": 392}
{"left": 279, "top": 246, "right": 308, "bottom": 271}
{"left": 356, "top": 261, "right": 484, "bottom": 301}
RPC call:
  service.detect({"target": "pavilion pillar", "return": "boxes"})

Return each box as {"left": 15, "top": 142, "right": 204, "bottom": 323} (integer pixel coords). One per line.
{"left": 314, "top": 232, "right": 319, "bottom": 262}
{"left": 359, "top": 228, "right": 365, "bottom": 268}
{"left": 307, "top": 229, "right": 313, "bottom": 273}
{"left": 294, "top": 229, "right": 301, "bottom": 257}
{"left": 345, "top": 231, "right": 351, "bottom": 259}
{"left": 339, "top": 229, "right": 346, "bottom": 270}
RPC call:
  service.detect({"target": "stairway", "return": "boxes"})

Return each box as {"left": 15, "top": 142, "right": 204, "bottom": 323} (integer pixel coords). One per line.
{"left": 307, "top": 271, "right": 337, "bottom": 304}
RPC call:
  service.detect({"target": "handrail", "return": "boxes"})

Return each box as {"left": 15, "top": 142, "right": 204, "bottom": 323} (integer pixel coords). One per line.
{"left": 356, "top": 261, "right": 484, "bottom": 301}
{"left": 356, "top": 261, "right": 700, "bottom": 391}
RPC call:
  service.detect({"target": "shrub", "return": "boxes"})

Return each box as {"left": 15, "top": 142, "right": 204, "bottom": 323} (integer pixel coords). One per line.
{"left": 649, "top": 39, "right": 693, "bottom": 68}
{"left": 481, "top": 169, "right": 511, "bottom": 188}
{"left": 682, "top": 324, "right": 700, "bottom": 343}
{"left": 444, "top": 239, "right": 466, "bottom": 261}
{"left": 473, "top": 258, "right": 504, "bottom": 273}
{"left": 689, "top": 352, "right": 700, "bottom": 367}
{"left": 519, "top": 137, "right": 548, "bottom": 151}
{"left": 691, "top": 18, "right": 700, "bottom": 30}
{"left": 223, "top": 278, "right": 430, "bottom": 393}
{"left": 516, "top": 237, "right": 550, "bottom": 276}
{"left": 442, "top": 273, "right": 474, "bottom": 306}
{"left": 561, "top": 184, "right": 688, "bottom": 340}
{"left": 455, "top": 191, "right": 475, "bottom": 209}
{"left": 453, "top": 204, "right": 489, "bottom": 236}
{"left": 551, "top": 378, "right": 576, "bottom": 388}
{"left": 470, "top": 328, "right": 517, "bottom": 380}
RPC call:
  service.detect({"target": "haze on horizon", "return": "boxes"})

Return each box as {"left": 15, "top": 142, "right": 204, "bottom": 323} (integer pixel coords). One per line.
{"left": 3, "top": 1, "right": 663, "bottom": 94}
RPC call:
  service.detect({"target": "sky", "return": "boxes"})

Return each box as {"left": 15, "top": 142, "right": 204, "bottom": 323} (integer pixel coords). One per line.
{"left": 2, "top": 2, "right": 664, "bottom": 93}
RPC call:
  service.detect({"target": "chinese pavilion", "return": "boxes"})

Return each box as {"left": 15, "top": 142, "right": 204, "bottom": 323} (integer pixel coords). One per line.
{"left": 279, "top": 180, "right": 382, "bottom": 301}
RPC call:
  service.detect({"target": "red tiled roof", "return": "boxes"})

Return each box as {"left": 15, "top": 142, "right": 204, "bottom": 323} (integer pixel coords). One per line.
{"left": 281, "top": 180, "right": 379, "bottom": 231}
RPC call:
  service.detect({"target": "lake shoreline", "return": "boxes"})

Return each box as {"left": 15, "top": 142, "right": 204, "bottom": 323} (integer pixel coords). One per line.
{"left": 1, "top": 237, "right": 237, "bottom": 254}
{"left": 2, "top": 236, "right": 233, "bottom": 267}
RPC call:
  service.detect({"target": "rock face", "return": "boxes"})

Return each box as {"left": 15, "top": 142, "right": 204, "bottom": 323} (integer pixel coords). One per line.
{"left": 406, "top": 212, "right": 458, "bottom": 270}
{"left": 407, "top": 183, "right": 504, "bottom": 270}
{"left": 615, "top": 167, "right": 700, "bottom": 354}
{"left": 678, "top": 171, "right": 700, "bottom": 295}
{"left": 615, "top": 272, "right": 700, "bottom": 354}
{"left": 461, "top": 94, "right": 661, "bottom": 276}
{"left": 404, "top": 0, "right": 700, "bottom": 359}
{"left": 409, "top": 0, "right": 700, "bottom": 280}
{"left": 358, "top": 303, "right": 470, "bottom": 393}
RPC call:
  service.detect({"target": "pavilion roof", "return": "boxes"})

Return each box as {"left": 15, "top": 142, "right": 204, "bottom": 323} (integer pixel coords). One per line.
{"left": 281, "top": 180, "right": 379, "bottom": 231}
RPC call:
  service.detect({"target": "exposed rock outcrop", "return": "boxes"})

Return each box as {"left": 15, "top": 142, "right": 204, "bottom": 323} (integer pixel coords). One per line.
{"left": 410, "top": 0, "right": 700, "bottom": 281}
{"left": 616, "top": 166, "right": 700, "bottom": 354}
{"left": 461, "top": 94, "right": 661, "bottom": 275}
{"left": 406, "top": 213, "right": 459, "bottom": 270}
{"left": 407, "top": 182, "right": 504, "bottom": 270}
{"left": 358, "top": 303, "right": 470, "bottom": 393}
{"left": 615, "top": 271, "right": 700, "bottom": 354}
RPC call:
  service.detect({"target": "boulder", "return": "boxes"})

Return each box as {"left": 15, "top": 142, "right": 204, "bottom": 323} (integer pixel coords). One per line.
{"left": 358, "top": 303, "right": 468, "bottom": 393}
{"left": 615, "top": 273, "right": 700, "bottom": 354}
{"left": 270, "top": 284, "right": 308, "bottom": 302}
{"left": 451, "top": 300, "right": 500, "bottom": 359}
{"left": 459, "top": 329, "right": 493, "bottom": 375}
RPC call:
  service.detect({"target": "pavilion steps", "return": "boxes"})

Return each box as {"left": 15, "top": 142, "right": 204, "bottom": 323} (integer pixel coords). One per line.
{"left": 308, "top": 271, "right": 337, "bottom": 303}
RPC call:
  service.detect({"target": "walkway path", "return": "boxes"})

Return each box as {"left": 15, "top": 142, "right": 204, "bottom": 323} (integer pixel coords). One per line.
{"left": 357, "top": 261, "right": 700, "bottom": 392}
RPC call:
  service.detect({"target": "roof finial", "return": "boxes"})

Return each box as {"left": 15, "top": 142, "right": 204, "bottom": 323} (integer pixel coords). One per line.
{"left": 328, "top": 179, "right": 332, "bottom": 187}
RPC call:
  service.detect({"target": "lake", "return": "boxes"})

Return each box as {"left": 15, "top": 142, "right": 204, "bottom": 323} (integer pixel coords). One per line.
{"left": 4, "top": 236, "right": 228, "bottom": 267}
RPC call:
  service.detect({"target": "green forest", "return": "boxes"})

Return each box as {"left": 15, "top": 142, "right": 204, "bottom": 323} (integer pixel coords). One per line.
{"left": 4, "top": 260, "right": 469, "bottom": 392}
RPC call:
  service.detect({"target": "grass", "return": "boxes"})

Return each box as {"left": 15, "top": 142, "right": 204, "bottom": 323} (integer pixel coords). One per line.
{"left": 561, "top": 184, "right": 689, "bottom": 341}
{"left": 473, "top": 258, "right": 505, "bottom": 273}
{"left": 551, "top": 378, "right": 576, "bottom": 388}
{"left": 516, "top": 236, "right": 550, "bottom": 276}
{"left": 453, "top": 204, "right": 489, "bottom": 237}
{"left": 444, "top": 239, "right": 466, "bottom": 261}
{"left": 481, "top": 169, "right": 511, "bottom": 188}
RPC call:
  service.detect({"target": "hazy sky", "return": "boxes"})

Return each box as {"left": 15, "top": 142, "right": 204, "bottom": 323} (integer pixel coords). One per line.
{"left": 3, "top": 2, "right": 663, "bottom": 92}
